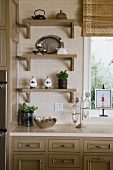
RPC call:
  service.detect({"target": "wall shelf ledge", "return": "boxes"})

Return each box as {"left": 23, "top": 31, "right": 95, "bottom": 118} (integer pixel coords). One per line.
{"left": 18, "top": 88, "right": 76, "bottom": 103}
{"left": 17, "top": 54, "right": 77, "bottom": 71}
{"left": 22, "top": 19, "right": 77, "bottom": 39}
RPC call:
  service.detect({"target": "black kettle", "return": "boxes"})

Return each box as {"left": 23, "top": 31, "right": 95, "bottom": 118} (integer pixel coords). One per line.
{"left": 32, "top": 9, "right": 46, "bottom": 20}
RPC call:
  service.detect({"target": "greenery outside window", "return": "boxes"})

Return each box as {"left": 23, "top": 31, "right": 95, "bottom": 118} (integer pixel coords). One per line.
{"left": 84, "top": 37, "right": 113, "bottom": 117}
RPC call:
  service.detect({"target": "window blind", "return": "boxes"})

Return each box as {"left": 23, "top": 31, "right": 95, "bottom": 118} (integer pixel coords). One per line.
{"left": 83, "top": 0, "right": 113, "bottom": 36}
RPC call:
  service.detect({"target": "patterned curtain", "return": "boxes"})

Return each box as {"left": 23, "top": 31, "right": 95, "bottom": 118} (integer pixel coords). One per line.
{"left": 83, "top": 0, "right": 113, "bottom": 36}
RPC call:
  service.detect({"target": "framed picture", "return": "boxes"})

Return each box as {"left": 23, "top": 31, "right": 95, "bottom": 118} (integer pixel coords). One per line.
{"left": 95, "top": 89, "right": 112, "bottom": 108}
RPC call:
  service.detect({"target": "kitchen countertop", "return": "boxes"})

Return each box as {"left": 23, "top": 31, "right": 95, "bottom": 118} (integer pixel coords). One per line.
{"left": 10, "top": 124, "right": 113, "bottom": 137}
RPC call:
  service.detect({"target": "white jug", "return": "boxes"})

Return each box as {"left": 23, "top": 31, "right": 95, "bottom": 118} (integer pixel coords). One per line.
{"left": 57, "top": 47, "right": 69, "bottom": 54}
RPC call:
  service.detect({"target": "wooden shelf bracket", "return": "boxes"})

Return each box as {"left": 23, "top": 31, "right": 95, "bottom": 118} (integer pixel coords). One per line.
{"left": 70, "top": 92, "right": 75, "bottom": 103}
{"left": 26, "top": 58, "right": 31, "bottom": 71}
{"left": 71, "top": 57, "right": 74, "bottom": 71}
{"left": 26, "top": 92, "right": 30, "bottom": 103}
{"left": 25, "top": 23, "right": 31, "bottom": 39}
{"left": 71, "top": 22, "right": 74, "bottom": 39}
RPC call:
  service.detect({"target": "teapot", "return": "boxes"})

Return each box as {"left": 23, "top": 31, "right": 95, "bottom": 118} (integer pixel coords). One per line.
{"left": 44, "top": 77, "right": 52, "bottom": 89}
{"left": 32, "top": 9, "right": 46, "bottom": 20}
{"left": 29, "top": 76, "right": 37, "bottom": 89}
{"left": 57, "top": 47, "right": 69, "bottom": 54}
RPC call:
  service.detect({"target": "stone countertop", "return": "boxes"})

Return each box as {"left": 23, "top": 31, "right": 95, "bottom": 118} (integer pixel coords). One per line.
{"left": 10, "top": 124, "right": 113, "bottom": 137}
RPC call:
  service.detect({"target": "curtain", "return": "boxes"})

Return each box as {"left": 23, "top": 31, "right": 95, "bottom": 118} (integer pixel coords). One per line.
{"left": 83, "top": 0, "right": 113, "bottom": 36}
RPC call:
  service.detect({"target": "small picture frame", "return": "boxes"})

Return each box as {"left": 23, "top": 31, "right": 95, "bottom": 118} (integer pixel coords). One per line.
{"left": 95, "top": 89, "right": 112, "bottom": 108}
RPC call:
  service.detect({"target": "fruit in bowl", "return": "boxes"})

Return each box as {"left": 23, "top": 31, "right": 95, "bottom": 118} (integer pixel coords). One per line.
{"left": 34, "top": 116, "right": 57, "bottom": 129}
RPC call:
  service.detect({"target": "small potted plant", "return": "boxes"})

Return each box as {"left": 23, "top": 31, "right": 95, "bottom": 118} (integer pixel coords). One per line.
{"left": 56, "top": 70, "right": 68, "bottom": 89}
{"left": 21, "top": 103, "right": 38, "bottom": 127}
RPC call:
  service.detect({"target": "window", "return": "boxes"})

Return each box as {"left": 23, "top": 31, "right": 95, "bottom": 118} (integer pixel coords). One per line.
{"left": 84, "top": 37, "right": 113, "bottom": 117}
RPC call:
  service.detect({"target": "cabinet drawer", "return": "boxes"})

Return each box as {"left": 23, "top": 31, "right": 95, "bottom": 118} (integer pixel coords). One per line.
{"left": 84, "top": 140, "right": 113, "bottom": 152}
{"left": 13, "top": 139, "right": 45, "bottom": 152}
{"left": 49, "top": 139, "right": 80, "bottom": 152}
{"left": 49, "top": 154, "right": 80, "bottom": 168}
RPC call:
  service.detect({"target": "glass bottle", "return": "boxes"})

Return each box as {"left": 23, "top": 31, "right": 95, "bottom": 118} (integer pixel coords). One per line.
{"left": 72, "top": 97, "right": 80, "bottom": 124}
{"left": 83, "top": 92, "right": 90, "bottom": 118}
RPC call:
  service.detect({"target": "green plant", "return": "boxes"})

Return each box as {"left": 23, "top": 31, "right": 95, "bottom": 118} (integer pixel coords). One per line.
{"left": 56, "top": 70, "right": 68, "bottom": 80}
{"left": 22, "top": 103, "right": 38, "bottom": 114}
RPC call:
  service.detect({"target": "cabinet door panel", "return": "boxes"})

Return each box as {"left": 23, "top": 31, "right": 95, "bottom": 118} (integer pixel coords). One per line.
{"left": 84, "top": 155, "right": 113, "bottom": 170}
{"left": 0, "top": 30, "right": 6, "bottom": 67}
{"left": 14, "top": 154, "right": 45, "bottom": 170}
{"left": 0, "top": 0, "right": 5, "bottom": 26}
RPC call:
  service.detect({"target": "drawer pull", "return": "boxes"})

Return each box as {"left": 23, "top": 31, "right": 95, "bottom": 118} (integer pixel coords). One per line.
{"left": 95, "top": 145, "right": 103, "bottom": 148}
{"left": 93, "top": 157, "right": 106, "bottom": 160}
{"left": 61, "top": 144, "right": 66, "bottom": 147}
{"left": 25, "top": 144, "right": 31, "bottom": 147}
{"left": 62, "top": 160, "right": 67, "bottom": 163}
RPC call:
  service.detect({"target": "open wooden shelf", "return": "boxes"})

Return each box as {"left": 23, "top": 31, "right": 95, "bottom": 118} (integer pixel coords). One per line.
{"left": 22, "top": 19, "right": 77, "bottom": 39}
{"left": 18, "top": 88, "right": 76, "bottom": 103}
{"left": 18, "top": 53, "right": 77, "bottom": 71}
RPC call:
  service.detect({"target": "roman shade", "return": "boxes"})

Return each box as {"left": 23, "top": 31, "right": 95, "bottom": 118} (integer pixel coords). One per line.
{"left": 83, "top": 0, "right": 113, "bottom": 36}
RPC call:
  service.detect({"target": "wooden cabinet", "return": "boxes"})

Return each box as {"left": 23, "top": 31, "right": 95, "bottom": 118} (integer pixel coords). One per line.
{"left": 84, "top": 155, "right": 113, "bottom": 170}
{"left": 0, "top": 0, "right": 6, "bottom": 27}
{"left": 14, "top": 154, "right": 45, "bottom": 170}
{"left": 11, "top": 135, "right": 113, "bottom": 170}
{"left": 83, "top": 139, "right": 113, "bottom": 170}
{"left": 12, "top": 137, "right": 46, "bottom": 170}
{"left": 0, "top": 30, "right": 6, "bottom": 67}
{"left": 11, "top": 137, "right": 81, "bottom": 170}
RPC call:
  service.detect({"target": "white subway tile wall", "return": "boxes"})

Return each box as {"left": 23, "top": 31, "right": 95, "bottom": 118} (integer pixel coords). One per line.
{"left": 19, "top": 0, "right": 83, "bottom": 124}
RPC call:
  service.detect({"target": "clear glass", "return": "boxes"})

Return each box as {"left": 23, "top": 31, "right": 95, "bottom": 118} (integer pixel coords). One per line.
{"left": 83, "top": 109, "right": 89, "bottom": 118}
{"left": 71, "top": 102, "right": 80, "bottom": 124}
{"left": 72, "top": 113, "right": 79, "bottom": 124}
{"left": 83, "top": 96, "right": 90, "bottom": 118}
